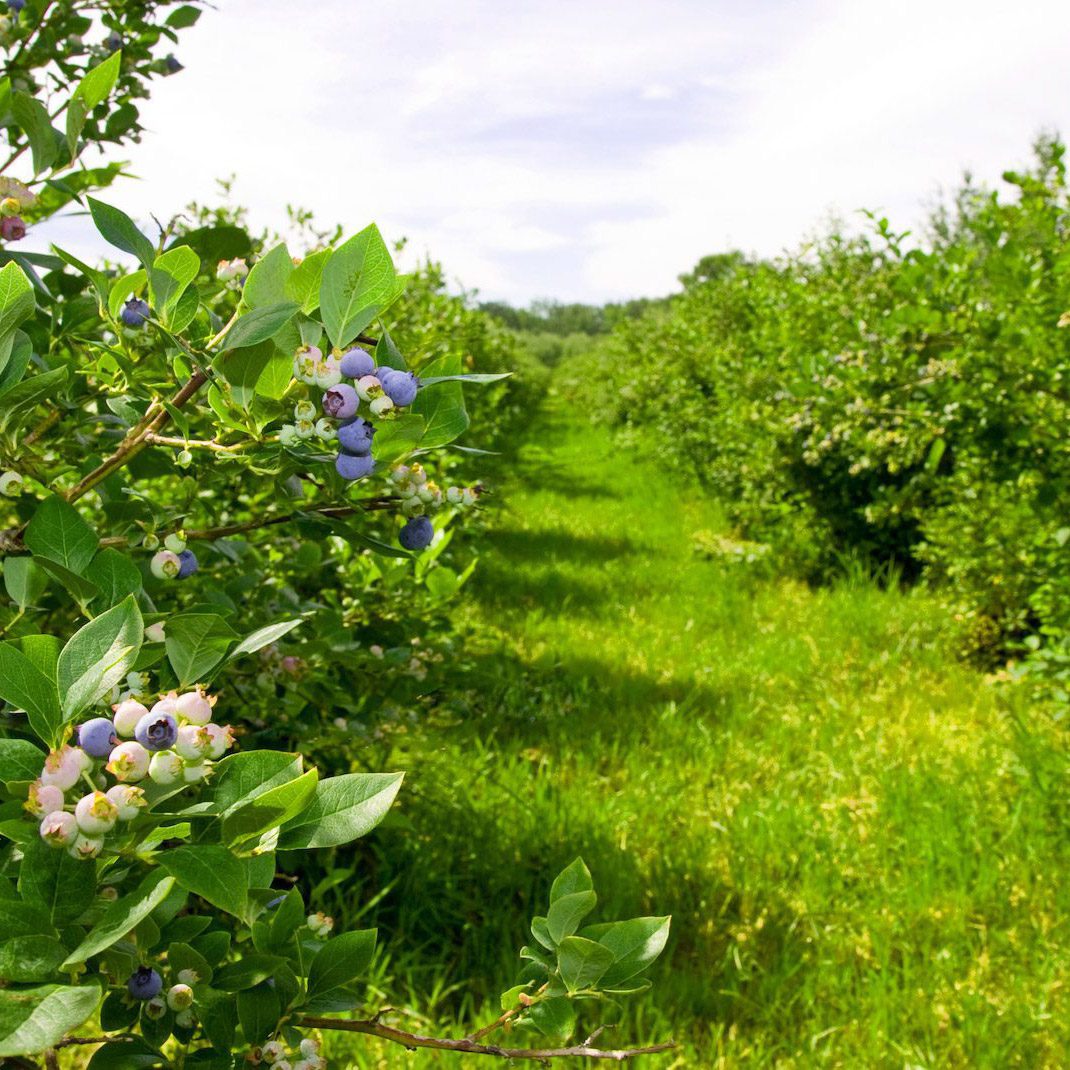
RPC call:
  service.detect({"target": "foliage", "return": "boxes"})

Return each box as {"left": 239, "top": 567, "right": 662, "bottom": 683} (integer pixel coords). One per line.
{"left": 0, "top": 5, "right": 668, "bottom": 1066}
{"left": 595, "top": 135, "right": 1070, "bottom": 660}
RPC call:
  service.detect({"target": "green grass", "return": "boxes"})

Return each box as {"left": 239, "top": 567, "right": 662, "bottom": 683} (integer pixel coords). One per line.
{"left": 324, "top": 383, "right": 1070, "bottom": 1067}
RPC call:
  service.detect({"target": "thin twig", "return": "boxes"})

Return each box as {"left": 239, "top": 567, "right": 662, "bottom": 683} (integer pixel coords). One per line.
{"left": 467, "top": 984, "right": 548, "bottom": 1041}
{"left": 295, "top": 1016, "right": 674, "bottom": 1062}
{"left": 143, "top": 432, "right": 252, "bottom": 453}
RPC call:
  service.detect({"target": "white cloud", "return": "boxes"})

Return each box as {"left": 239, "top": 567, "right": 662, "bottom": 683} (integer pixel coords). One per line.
{"left": 27, "top": 0, "right": 1070, "bottom": 303}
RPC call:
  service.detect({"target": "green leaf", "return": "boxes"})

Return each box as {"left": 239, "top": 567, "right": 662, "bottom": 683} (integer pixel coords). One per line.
{"left": 0, "top": 641, "right": 61, "bottom": 746}
{"left": 74, "top": 50, "right": 122, "bottom": 109}
{"left": 220, "top": 302, "right": 298, "bottom": 351}
{"left": 242, "top": 244, "right": 293, "bottom": 308}
{"left": 87, "top": 197, "right": 155, "bottom": 270}
{"left": 107, "top": 268, "right": 146, "bottom": 320}
{"left": 546, "top": 890, "right": 597, "bottom": 944}
{"left": 62, "top": 872, "right": 175, "bottom": 967}
{"left": 24, "top": 496, "right": 97, "bottom": 574}
{"left": 150, "top": 245, "right": 200, "bottom": 325}
{"left": 530, "top": 915, "right": 555, "bottom": 951}
{"left": 52, "top": 245, "right": 110, "bottom": 311}
{"left": 58, "top": 595, "right": 143, "bottom": 719}
{"left": 286, "top": 248, "right": 331, "bottom": 314}
{"left": 556, "top": 936, "right": 615, "bottom": 993}
{"left": 221, "top": 768, "right": 319, "bottom": 851}
{"left": 550, "top": 857, "right": 593, "bottom": 903}
{"left": 306, "top": 929, "right": 377, "bottom": 997}
{"left": 213, "top": 954, "right": 287, "bottom": 992}
{"left": 412, "top": 354, "right": 469, "bottom": 449}
{"left": 584, "top": 916, "right": 671, "bottom": 986}
{"left": 0, "top": 327, "right": 30, "bottom": 392}
{"left": 212, "top": 752, "right": 305, "bottom": 814}
{"left": 371, "top": 413, "right": 426, "bottom": 464}
{"left": 85, "top": 547, "right": 143, "bottom": 607}
{"left": 166, "top": 4, "right": 202, "bottom": 28}
{"left": 0, "top": 737, "right": 44, "bottom": 784}
{"left": 419, "top": 372, "right": 512, "bottom": 385}
{"left": 12, "top": 92, "right": 59, "bottom": 175}
{"left": 237, "top": 984, "right": 280, "bottom": 1047}
{"left": 3, "top": 555, "right": 47, "bottom": 610}
{"left": 225, "top": 619, "right": 303, "bottom": 665}
{"left": 0, "top": 365, "right": 68, "bottom": 435}
{"left": 159, "top": 845, "right": 249, "bottom": 920}
{"left": 0, "top": 260, "right": 35, "bottom": 339}
{"left": 0, "top": 935, "right": 67, "bottom": 982}
{"left": 320, "top": 224, "right": 403, "bottom": 348}
{"left": 18, "top": 839, "right": 95, "bottom": 926}
{"left": 278, "top": 771, "right": 403, "bottom": 850}
{"left": 87, "top": 1037, "right": 166, "bottom": 1069}
{"left": 527, "top": 996, "right": 576, "bottom": 1040}
{"left": 165, "top": 613, "right": 238, "bottom": 686}
{"left": 215, "top": 339, "right": 273, "bottom": 409}
{"left": 0, "top": 983, "right": 101, "bottom": 1056}
{"left": 32, "top": 557, "right": 99, "bottom": 607}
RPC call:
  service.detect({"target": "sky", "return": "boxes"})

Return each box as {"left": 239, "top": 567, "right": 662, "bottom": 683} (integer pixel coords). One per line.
{"left": 32, "top": 0, "right": 1070, "bottom": 304}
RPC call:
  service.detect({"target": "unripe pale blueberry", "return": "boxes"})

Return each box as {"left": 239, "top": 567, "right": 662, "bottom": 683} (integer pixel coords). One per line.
{"left": 174, "top": 724, "right": 213, "bottom": 761}
{"left": 78, "top": 717, "right": 118, "bottom": 758}
{"left": 106, "top": 784, "right": 146, "bottom": 820}
{"left": 261, "top": 1041, "right": 286, "bottom": 1063}
{"left": 182, "top": 761, "right": 209, "bottom": 783}
{"left": 152, "top": 693, "right": 179, "bottom": 716}
{"left": 0, "top": 469, "right": 23, "bottom": 496}
{"left": 461, "top": 487, "right": 478, "bottom": 506}
{"left": 217, "top": 258, "right": 247, "bottom": 281}
{"left": 299, "top": 1039, "right": 321, "bottom": 1059}
{"left": 142, "top": 532, "right": 160, "bottom": 551}
{"left": 446, "top": 486, "right": 462, "bottom": 504}
{"left": 399, "top": 515, "right": 434, "bottom": 551}
{"left": 339, "top": 346, "right": 375, "bottom": 378}
{"left": 175, "top": 689, "right": 213, "bottom": 725}
{"left": 135, "top": 711, "right": 178, "bottom": 752}
{"left": 307, "top": 912, "right": 334, "bottom": 938}
{"left": 314, "top": 418, "right": 336, "bottom": 441}
{"left": 177, "top": 968, "right": 200, "bottom": 986}
{"left": 166, "top": 983, "right": 194, "bottom": 1011}
{"left": 121, "top": 297, "right": 150, "bottom": 328}
{"left": 68, "top": 833, "right": 104, "bottom": 860}
{"left": 116, "top": 697, "right": 151, "bottom": 740}
{"left": 145, "top": 622, "right": 166, "bottom": 644}
{"left": 274, "top": 1061, "right": 292, "bottom": 1070}
{"left": 293, "top": 345, "right": 322, "bottom": 385}
{"left": 164, "top": 532, "right": 186, "bottom": 554}
{"left": 294, "top": 399, "right": 316, "bottom": 422}
{"left": 127, "top": 966, "right": 163, "bottom": 1000}
{"left": 0, "top": 215, "right": 26, "bottom": 241}
{"left": 279, "top": 423, "right": 299, "bottom": 447}
{"left": 204, "top": 723, "right": 235, "bottom": 759}
{"left": 295, "top": 418, "right": 316, "bottom": 440}
{"left": 176, "top": 449, "right": 193, "bottom": 468}
{"left": 335, "top": 451, "right": 375, "bottom": 482}
{"left": 379, "top": 369, "right": 420, "bottom": 407}
{"left": 176, "top": 550, "right": 198, "bottom": 578}
{"left": 41, "top": 745, "right": 90, "bottom": 790}
{"left": 148, "top": 750, "right": 184, "bottom": 785}
{"left": 75, "top": 790, "right": 119, "bottom": 835}
{"left": 401, "top": 496, "right": 422, "bottom": 517}
{"left": 175, "top": 1009, "right": 195, "bottom": 1028}
{"left": 322, "top": 383, "right": 359, "bottom": 419}
{"left": 355, "top": 375, "right": 382, "bottom": 402}
{"left": 144, "top": 996, "right": 167, "bottom": 1019}
{"left": 410, "top": 464, "right": 428, "bottom": 485}
{"left": 369, "top": 394, "right": 394, "bottom": 416}
{"left": 390, "top": 464, "right": 410, "bottom": 483}
{"left": 312, "top": 355, "right": 343, "bottom": 389}
{"left": 40, "top": 811, "right": 77, "bottom": 848}
{"left": 0, "top": 195, "right": 19, "bottom": 217}
{"left": 26, "top": 781, "right": 64, "bottom": 817}
{"left": 337, "top": 418, "right": 375, "bottom": 456}
{"left": 150, "top": 550, "right": 181, "bottom": 579}
{"left": 107, "top": 741, "right": 151, "bottom": 782}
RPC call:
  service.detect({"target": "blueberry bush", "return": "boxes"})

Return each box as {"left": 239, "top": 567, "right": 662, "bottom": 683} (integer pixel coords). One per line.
{"left": 0, "top": 3, "right": 670, "bottom": 1064}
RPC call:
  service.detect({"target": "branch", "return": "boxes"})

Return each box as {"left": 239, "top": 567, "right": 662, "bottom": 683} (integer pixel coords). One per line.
{"left": 295, "top": 1016, "right": 674, "bottom": 1062}
{"left": 143, "top": 432, "right": 252, "bottom": 454}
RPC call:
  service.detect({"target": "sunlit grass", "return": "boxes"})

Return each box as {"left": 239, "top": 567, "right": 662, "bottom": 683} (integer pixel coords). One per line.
{"left": 325, "top": 385, "right": 1070, "bottom": 1067}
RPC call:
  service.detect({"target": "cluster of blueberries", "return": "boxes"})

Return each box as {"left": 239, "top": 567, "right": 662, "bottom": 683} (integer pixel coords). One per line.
{"left": 29, "top": 687, "right": 234, "bottom": 860}
{"left": 148, "top": 532, "right": 198, "bottom": 581}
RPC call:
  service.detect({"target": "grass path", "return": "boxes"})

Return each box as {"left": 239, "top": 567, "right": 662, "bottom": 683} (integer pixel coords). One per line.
{"left": 341, "top": 389, "right": 1070, "bottom": 1067}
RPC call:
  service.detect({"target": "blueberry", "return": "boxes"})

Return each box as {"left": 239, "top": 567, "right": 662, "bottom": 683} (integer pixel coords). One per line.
{"left": 164, "top": 54, "right": 183, "bottom": 74}
{"left": 335, "top": 452, "right": 375, "bottom": 481}
{"left": 176, "top": 549, "right": 198, "bottom": 579}
{"left": 78, "top": 717, "right": 118, "bottom": 759}
{"left": 0, "top": 215, "right": 26, "bottom": 242}
{"left": 127, "top": 966, "right": 163, "bottom": 1001}
{"left": 380, "top": 370, "right": 420, "bottom": 407}
{"left": 134, "top": 711, "right": 178, "bottom": 752}
{"left": 7, "top": 0, "right": 24, "bottom": 12}
{"left": 399, "top": 515, "right": 434, "bottom": 551}
{"left": 339, "top": 347, "right": 375, "bottom": 379}
{"left": 337, "top": 418, "right": 375, "bottom": 456}
{"left": 105, "top": 30, "right": 122, "bottom": 51}
{"left": 121, "top": 297, "right": 150, "bottom": 328}
{"left": 322, "top": 384, "right": 359, "bottom": 420}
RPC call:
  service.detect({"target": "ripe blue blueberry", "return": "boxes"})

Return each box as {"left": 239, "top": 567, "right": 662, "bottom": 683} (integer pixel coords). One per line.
{"left": 322, "top": 384, "right": 359, "bottom": 420}
{"left": 78, "top": 717, "right": 118, "bottom": 759}
{"left": 164, "top": 54, "right": 183, "bottom": 74}
{"left": 105, "top": 30, "right": 122, "bottom": 51}
{"left": 121, "top": 297, "right": 150, "bottom": 328}
{"left": 399, "top": 515, "right": 434, "bottom": 550}
{"left": 176, "top": 549, "right": 198, "bottom": 579}
{"left": 339, "top": 347, "right": 375, "bottom": 379}
{"left": 379, "top": 370, "right": 420, "bottom": 407}
{"left": 337, "top": 418, "right": 375, "bottom": 456}
{"left": 127, "top": 966, "right": 163, "bottom": 1001}
{"left": 134, "top": 711, "right": 178, "bottom": 752}
{"left": 335, "top": 452, "right": 375, "bottom": 481}
{"left": 8, "top": 0, "right": 25, "bottom": 12}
